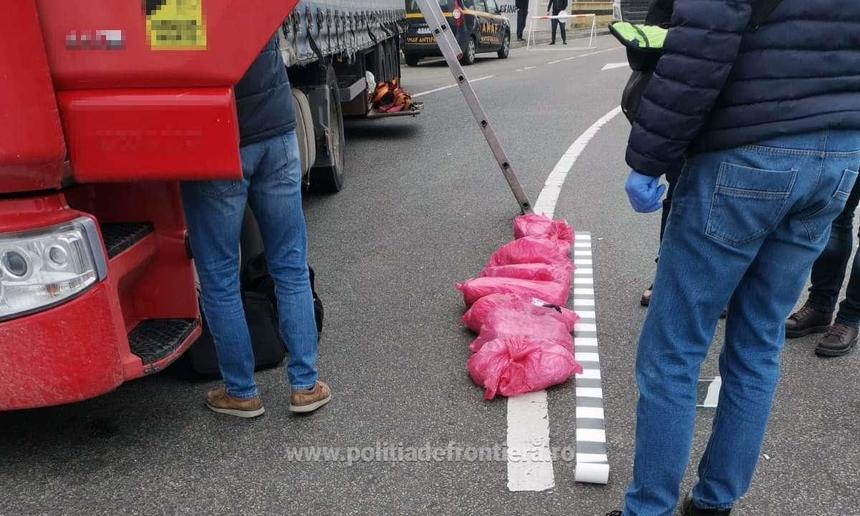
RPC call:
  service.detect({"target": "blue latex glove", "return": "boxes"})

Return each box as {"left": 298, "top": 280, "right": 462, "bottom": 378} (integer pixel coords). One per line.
{"left": 625, "top": 169, "right": 667, "bottom": 213}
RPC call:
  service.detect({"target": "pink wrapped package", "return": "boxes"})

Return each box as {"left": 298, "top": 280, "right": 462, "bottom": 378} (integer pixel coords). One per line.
{"left": 513, "top": 214, "right": 574, "bottom": 249}
{"left": 484, "top": 236, "right": 569, "bottom": 268}
{"left": 480, "top": 262, "right": 572, "bottom": 283}
{"left": 456, "top": 276, "right": 570, "bottom": 307}
{"left": 469, "top": 303, "right": 577, "bottom": 352}
{"left": 467, "top": 336, "right": 582, "bottom": 400}
{"left": 461, "top": 293, "right": 578, "bottom": 333}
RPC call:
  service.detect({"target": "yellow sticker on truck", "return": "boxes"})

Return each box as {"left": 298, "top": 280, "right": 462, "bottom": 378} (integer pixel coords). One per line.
{"left": 145, "top": 0, "right": 207, "bottom": 50}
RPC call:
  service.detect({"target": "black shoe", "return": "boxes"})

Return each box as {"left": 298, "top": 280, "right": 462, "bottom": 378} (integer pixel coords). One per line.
{"left": 605, "top": 512, "right": 623, "bottom": 516}
{"left": 786, "top": 304, "right": 833, "bottom": 338}
{"left": 549, "top": 42, "right": 556, "bottom": 45}
{"left": 640, "top": 285, "right": 653, "bottom": 307}
{"left": 815, "top": 322, "right": 858, "bottom": 357}
{"left": 682, "top": 493, "right": 731, "bottom": 515}
{"left": 563, "top": 41, "right": 567, "bottom": 45}
{"left": 517, "top": 37, "right": 525, "bottom": 41}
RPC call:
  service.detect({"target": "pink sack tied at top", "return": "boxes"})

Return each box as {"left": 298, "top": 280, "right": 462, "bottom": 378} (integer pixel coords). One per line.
{"left": 513, "top": 214, "right": 574, "bottom": 251}
{"left": 467, "top": 335, "right": 583, "bottom": 400}
{"left": 469, "top": 302, "right": 579, "bottom": 353}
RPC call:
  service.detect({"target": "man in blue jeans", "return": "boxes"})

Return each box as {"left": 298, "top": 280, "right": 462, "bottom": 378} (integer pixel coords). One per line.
{"left": 182, "top": 34, "right": 331, "bottom": 418}
{"left": 605, "top": 1, "right": 860, "bottom": 515}
{"left": 785, "top": 177, "right": 860, "bottom": 357}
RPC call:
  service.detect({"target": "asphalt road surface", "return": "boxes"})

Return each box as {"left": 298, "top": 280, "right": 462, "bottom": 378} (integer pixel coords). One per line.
{"left": 1, "top": 37, "right": 857, "bottom": 515}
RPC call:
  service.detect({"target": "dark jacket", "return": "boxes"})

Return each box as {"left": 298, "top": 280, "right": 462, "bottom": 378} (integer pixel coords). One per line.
{"left": 644, "top": 0, "right": 673, "bottom": 27}
{"left": 627, "top": 0, "right": 860, "bottom": 177}
{"left": 234, "top": 34, "right": 296, "bottom": 147}
{"left": 547, "top": 0, "right": 568, "bottom": 14}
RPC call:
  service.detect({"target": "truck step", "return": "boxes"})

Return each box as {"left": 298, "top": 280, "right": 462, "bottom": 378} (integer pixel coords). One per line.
{"left": 100, "top": 223, "right": 154, "bottom": 258}
{"left": 129, "top": 318, "right": 197, "bottom": 365}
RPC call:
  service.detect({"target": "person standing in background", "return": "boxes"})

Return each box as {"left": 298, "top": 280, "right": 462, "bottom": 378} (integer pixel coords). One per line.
{"left": 516, "top": 0, "right": 529, "bottom": 41}
{"left": 785, "top": 178, "right": 860, "bottom": 357}
{"left": 546, "top": 0, "right": 568, "bottom": 45}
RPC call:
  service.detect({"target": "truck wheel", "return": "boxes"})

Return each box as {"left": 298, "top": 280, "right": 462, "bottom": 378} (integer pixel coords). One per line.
{"left": 460, "top": 37, "right": 477, "bottom": 65}
{"left": 309, "top": 66, "right": 346, "bottom": 193}
{"left": 404, "top": 53, "right": 421, "bottom": 67}
{"left": 498, "top": 32, "right": 510, "bottom": 59}
{"left": 292, "top": 88, "right": 315, "bottom": 179}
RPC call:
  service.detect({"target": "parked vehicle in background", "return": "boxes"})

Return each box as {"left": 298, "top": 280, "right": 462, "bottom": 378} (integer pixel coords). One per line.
{"left": 612, "top": 0, "right": 650, "bottom": 23}
{"left": 403, "top": 0, "right": 511, "bottom": 66}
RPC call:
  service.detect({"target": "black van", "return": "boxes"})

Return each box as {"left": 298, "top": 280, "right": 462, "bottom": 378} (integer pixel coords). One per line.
{"left": 403, "top": 0, "right": 511, "bottom": 66}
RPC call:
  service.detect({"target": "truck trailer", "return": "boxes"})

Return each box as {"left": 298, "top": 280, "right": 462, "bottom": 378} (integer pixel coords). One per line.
{"left": 0, "top": 0, "right": 408, "bottom": 411}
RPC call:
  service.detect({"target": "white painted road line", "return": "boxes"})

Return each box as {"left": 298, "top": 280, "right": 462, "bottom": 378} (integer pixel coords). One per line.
{"left": 602, "top": 62, "right": 629, "bottom": 71}
{"left": 412, "top": 75, "right": 494, "bottom": 98}
{"left": 533, "top": 106, "right": 623, "bottom": 216}
{"left": 507, "top": 391, "right": 555, "bottom": 491}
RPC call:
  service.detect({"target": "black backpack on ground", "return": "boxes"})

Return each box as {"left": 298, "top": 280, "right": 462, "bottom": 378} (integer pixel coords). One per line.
{"left": 184, "top": 207, "right": 324, "bottom": 377}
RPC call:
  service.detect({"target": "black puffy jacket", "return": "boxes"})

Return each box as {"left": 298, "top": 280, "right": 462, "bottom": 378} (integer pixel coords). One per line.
{"left": 234, "top": 34, "right": 296, "bottom": 147}
{"left": 627, "top": 0, "right": 860, "bottom": 177}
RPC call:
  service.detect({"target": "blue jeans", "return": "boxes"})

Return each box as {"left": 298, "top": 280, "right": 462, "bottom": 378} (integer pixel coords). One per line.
{"left": 624, "top": 130, "right": 860, "bottom": 515}
{"left": 181, "top": 131, "right": 318, "bottom": 398}
{"left": 807, "top": 176, "right": 860, "bottom": 326}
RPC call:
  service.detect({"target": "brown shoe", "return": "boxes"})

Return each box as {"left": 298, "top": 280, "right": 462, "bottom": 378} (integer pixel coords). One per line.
{"left": 786, "top": 304, "right": 833, "bottom": 338}
{"left": 205, "top": 387, "right": 265, "bottom": 418}
{"left": 290, "top": 380, "right": 331, "bottom": 413}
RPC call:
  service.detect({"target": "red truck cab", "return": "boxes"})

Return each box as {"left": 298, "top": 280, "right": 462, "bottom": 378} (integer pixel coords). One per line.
{"left": 0, "top": 0, "right": 298, "bottom": 410}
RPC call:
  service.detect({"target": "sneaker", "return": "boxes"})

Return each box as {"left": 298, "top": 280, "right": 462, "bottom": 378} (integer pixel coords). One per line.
{"left": 640, "top": 285, "right": 653, "bottom": 307}
{"left": 605, "top": 512, "right": 623, "bottom": 516}
{"left": 815, "top": 322, "right": 858, "bottom": 357}
{"left": 290, "top": 380, "right": 332, "bottom": 413}
{"left": 205, "top": 387, "right": 265, "bottom": 418}
{"left": 681, "top": 493, "right": 731, "bottom": 515}
{"left": 785, "top": 304, "right": 833, "bottom": 338}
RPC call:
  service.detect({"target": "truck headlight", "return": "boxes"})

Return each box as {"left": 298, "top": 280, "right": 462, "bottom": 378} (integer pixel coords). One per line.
{"left": 0, "top": 217, "right": 108, "bottom": 321}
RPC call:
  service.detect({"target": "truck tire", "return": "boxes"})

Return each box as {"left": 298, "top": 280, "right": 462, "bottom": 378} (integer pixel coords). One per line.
{"left": 309, "top": 66, "right": 346, "bottom": 193}
{"left": 460, "top": 37, "right": 477, "bottom": 66}
{"left": 292, "top": 88, "right": 316, "bottom": 178}
{"left": 404, "top": 53, "right": 421, "bottom": 67}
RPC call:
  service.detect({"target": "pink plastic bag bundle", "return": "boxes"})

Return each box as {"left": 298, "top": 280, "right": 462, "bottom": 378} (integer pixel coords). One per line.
{"left": 456, "top": 276, "right": 569, "bottom": 307}
{"left": 484, "top": 236, "right": 569, "bottom": 268}
{"left": 480, "top": 262, "right": 571, "bottom": 283}
{"left": 467, "top": 336, "right": 582, "bottom": 400}
{"left": 461, "top": 293, "right": 578, "bottom": 333}
{"left": 513, "top": 214, "right": 574, "bottom": 249}
{"left": 469, "top": 304, "right": 577, "bottom": 352}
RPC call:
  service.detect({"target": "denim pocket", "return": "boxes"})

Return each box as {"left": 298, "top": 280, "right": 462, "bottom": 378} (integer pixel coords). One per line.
{"left": 800, "top": 168, "right": 860, "bottom": 242}
{"left": 196, "top": 179, "right": 244, "bottom": 198}
{"left": 705, "top": 163, "right": 798, "bottom": 246}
